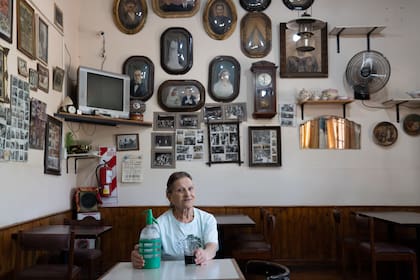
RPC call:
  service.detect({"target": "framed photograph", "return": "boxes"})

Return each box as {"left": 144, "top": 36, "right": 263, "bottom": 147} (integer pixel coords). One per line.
{"left": 152, "top": 0, "right": 200, "bottom": 18}
{"left": 176, "top": 112, "right": 202, "bottom": 129}
{"left": 0, "top": 44, "right": 9, "bottom": 102}
{"left": 207, "top": 121, "right": 241, "bottom": 166}
{"left": 17, "top": 0, "right": 35, "bottom": 59}
{"left": 208, "top": 56, "right": 240, "bottom": 103}
{"left": 54, "top": 3, "right": 63, "bottom": 32}
{"left": 240, "top": 12, "right": 271, "bottom": 58}
{"left": 224, "top": 102, "right": 247, "bottom": 121}
{"left": 153, "top": 112, "right": 176, "bottom": 131}
{"left": 240, "top": 0, "right": 271, "bottom": 12}
{"left": 37, "top": 63, "right": 49, "bottom": 93}
{"left": 248, "top": 126, "right": 281, "bottom": 167}
{"left": 203, "top": 103, "right": 223, "bottom": 122}
{"left": 152, "top": 132, "right": 174, "bottom": 149}
{"left": 0, "top": 0, "right": 13, "bottom": 43}
{"left": 29, "top": 68, "right": 38, "bottom": 91}
{"left": 36, "top": 15, "right": 48, "bottom": 65}
{"left": 279, "top": 22, "right": 328, "bottom": 78}
{"left": 113, "top": 0, "right": 147, "bottom": 34}
{"left": 175, "top": 129, "right": 205, "bottom": 161}
{"left": 203, "top": 0, "right": 237, "bottom": 40}
{"left": 116, "top": 133, "right": 139, "bottom": 151}
{"left": 157, "top": 80, "right": 205, "bottom": 112}
{"left": 52, "top": 67, "right": 64, "bottom": 91}
{"left": 151, "top": 150, "right": 175, "bottom": 168}
{"left": 122, "top": 56, "right": 154, "bottom": 101}
{"left": 160, "top": 27, "right": 193, "bottom": 75}
{"left": 17, "top": 57, "right": 28, "bottom": 77}
{"left": 44, "top": 115, "right": 62, "bottom": 175}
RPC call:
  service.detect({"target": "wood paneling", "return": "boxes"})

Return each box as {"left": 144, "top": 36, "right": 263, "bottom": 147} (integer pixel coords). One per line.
{"left": 1, "top": 206, "right": 420, "bottom": 279}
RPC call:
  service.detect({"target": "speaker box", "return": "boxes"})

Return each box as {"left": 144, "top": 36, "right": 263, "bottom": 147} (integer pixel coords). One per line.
{"left": 74, "top": 187, "right": 101, "bottom": 213}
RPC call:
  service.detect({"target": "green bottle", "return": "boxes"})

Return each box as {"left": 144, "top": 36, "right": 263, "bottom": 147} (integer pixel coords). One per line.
{"left": 139, "top": 209, "right": 161, "bottom": 269}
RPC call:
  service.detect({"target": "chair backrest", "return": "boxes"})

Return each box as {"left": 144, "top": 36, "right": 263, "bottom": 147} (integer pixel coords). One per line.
{"left": 15, "top": 230, "right": 77, "bottom": 280}
{"left": 64, "top": 216, "right": 104, "bottom": 227}
{"left": 354, "top": 213, "right": 375, "bottom": 253}
{"left": 246, "top": 260, "right": 290, "bottom": 280}
{"left": 266, "top": 214, "right": 277, "bottom": 256}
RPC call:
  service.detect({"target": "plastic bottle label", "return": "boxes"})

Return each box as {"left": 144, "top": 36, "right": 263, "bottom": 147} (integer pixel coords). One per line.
{"left": 139, "top": 238, "right": 161, "bottom": 269}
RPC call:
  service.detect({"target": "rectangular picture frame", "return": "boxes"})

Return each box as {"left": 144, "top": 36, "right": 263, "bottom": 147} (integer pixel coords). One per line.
{"left": 152, "top": 0, "right": 200, "bottom": 18}
{"left": 54, "top": 3, "right": 63, "bottom": 32}
{"left": 36, "top": 15, "right": 48, "bottom": 65}
{"left": 37, "top": 63, "right": 49, "bottom": 93}
{"left": 0, "top": 0, "right": 13, "bottom": 43}
{"left": 17, "top": 0, "right": 35, "bottom": 59}
{"left": 248, "top": 126, "right": 281, "bottom": 167}
{"left": 152, "top": 132, "right": 174, "bottom": 150}
{"left": 52, "top": 66, "right": 64, "bottom": 91}
{"left": 279, "top": 22, "right": 328, "bottom": 78}
{"left": 176, "top": 112, "right": 202, "bottom": 129}
{"left": 153, "top": 111, "right": 176, "bottom": 131}
{"left": 116, "top": 133, "right": 139, "bottom": 151}
{"left": 17, "top": 56, "right": 28, "bottom": 77}
{"left": 207, "top": 121, "right": 241, "bottom": 166}
{"left": 44, "top": 115, "right": 62, "bottom": 175}
{"left": 151, "top": 150, "right": 175, "bottom": 169}
{"left": 0, "top": 44, "right": 9, "bottom": 102}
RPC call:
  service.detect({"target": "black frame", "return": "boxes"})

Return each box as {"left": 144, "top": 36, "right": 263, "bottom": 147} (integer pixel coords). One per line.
{"left": 17, "top": 0, "right": 35, "bottom": 59}
{"left": 52, "top": 67, "right": 65, "bottom": 92}
{"left": 240, "top": 0, "right": 271, "bottom": 12}
{"left": 279, "top": 22, "right": 328, "bottom": 78}
{"left": 158, "top": 80, "right": 205, "bottom": 112}
{"left": 123, "top": 56, "right": 154, "bottom": 101}
{"left": 54, "top": 3, "right": 63, "bottom": 32}
{"left": 0, "top": 45, "right": 8, "bottom": 102}
{"left": 113, "top": 0, "right": 147, "bottom": 34}
{"left": 240, "top": 12, "right": 271, "bottom": 58}
{"left": 203, "top": 0, "right": 237, "bottom": 40}
{"left": 248, "top": 126, "right": 281, "bottom": 167}
{"left": 36, "top": 15, "right": 48, "bottom": 65}
{"left": 116, "top": 133, "right": 139, "bottom": 151}
{"left": 152, "top": 0, "right": 200, "bottom": 18}
{"left": 0, "top": 0, "right": 13, "bottom": 43}
{"left": 44, "top": 115, "right": 62, "bottom": 175}
{"left": 208, "top": 56, "right": 240, "bottom": 103}
{"left": 206, "top": 121, "right": 241, "bottom": 166}
{"left": 37, "top": 63, "right": 49, "bottom": 93}
{"left": 160, "top": 27, "right": 193, "bottom": 75}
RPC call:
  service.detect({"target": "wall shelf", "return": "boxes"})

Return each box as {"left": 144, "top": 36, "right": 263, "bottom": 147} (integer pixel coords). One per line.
{"left": 54, "top": 112, "right": 152, "bottom": 127}
{"left": 66, "top": 153, "right": 100, "bottom": 174}
{"left": 329, "top": 26, "right": 386, "bottom": 53}
{"left": 382, "top": 99, "right": 420, "bottom": 122}
{"left": 298, "top": 99, "right": 354, "bottom": 120}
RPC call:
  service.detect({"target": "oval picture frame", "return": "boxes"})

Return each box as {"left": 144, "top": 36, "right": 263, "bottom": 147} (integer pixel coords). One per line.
{"left": 122, "top": 56, "right": 154, "bottom": 102}
{"left": 240, "top": 12, "right": 272, "bottom": 58}
{"left": 208, "top": 56, "right": 240, "bottom": 103}
{"left": 158, "top": 80, "right": 205, "bottom": 112}
{"left": 239, "top": 0, "right": 271, "bottom": 12}
{"left": 112, "top": 0, "right": 147, "bottom": 34}
{"left": 203, "top": 0, "right": 237, "bottom": 40}
{"left": 160, "top": 27, "right": 193, "bottom": 75}
{"left": 152, "top": 0, "right": 200, "bottom": 18}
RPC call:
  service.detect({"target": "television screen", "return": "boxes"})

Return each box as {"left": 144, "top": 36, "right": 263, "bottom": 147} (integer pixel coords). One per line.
{"left": 87, "top": 72, "right": 123, "bottom": 111}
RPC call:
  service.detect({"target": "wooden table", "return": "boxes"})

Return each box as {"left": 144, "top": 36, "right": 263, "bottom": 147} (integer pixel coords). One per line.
{"left": 12, "top": 224, "right": 112, "bottom": 239}
{"left": 99, "top": 258, "right": 245, "bottom": 280}
{"left": 214, "top": 214, "right": 256, "bottom": 258}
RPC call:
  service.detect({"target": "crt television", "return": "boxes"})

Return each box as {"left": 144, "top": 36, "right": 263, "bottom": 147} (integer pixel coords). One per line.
{"left": 77, "top": 66, "right": 130, "bottom": 119}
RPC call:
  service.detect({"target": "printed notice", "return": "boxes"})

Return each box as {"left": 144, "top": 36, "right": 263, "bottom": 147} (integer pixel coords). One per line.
{"left": 121, "top": 155, "right": 143, "bottom": 183}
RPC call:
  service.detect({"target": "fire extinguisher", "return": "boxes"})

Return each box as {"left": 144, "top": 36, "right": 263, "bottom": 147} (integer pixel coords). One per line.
{"left": 96, "top": 160, "right": 112, "bottom": 197}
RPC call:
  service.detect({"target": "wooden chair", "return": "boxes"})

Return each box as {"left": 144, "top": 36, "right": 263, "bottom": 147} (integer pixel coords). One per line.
{"left": 355, "top": 213, "right": 418, "bottom": 280}
{"left": 236, "top": 208, "right": 268, "bottom": 243}
{"left": 64, "top": 217, "right": 103, "bottom": 280}
{"left": 14, "top": 230, "right": 80, "bottom": 280}
{"left": 245, "top": 260, "right": 290, "bottom": 280}
{"left": 232, "top": 213, "right": 276, "bottom": 269}
{"left": 332, "top": 208, "right": 358, "bottom": 279}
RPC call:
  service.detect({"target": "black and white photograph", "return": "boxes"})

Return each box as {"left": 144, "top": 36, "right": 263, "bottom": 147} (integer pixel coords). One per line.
{"left": 123, "top": 56, "right": 154, "bottom": 101}
{"left": 17, "top": 57, "right": 28, "bottom": 77}
{"left": 151, "top": 150, "right": 175, "bottom": 168}
{"left": 279, "top": 103, "right": 296, "bottom": 127}
{"left": 36, "top": 15, "right": 48, "bottom": 65}
{"left": 44, "top": 115, "right": 62, "bottom": 174}
{"left": 28, "top": 68, "right": 38, "bottom": 91}
{"left": 152, "top": 132, "right": 174, "bottom": 149}
{"left": 207, "top": 121, "right": 241, "bottom": 165}
{"left": 153, "top": 112, "right": 176, "bottom": 131}
{"left": 52, "top": 67, "right": 64, "bottom": 92}
{"left": 203, "top": 104, "right": 223, "bottom": 122}
{"left": 157, "top": 80, "right": 205, "bottom": 112}
{"left": 208, "top": 56, "right": 240, "bottom": 102}
{"left": 248, "top": 126, "right": 281, "bottom": 167}
{"left": 175, "top": 129, "right": 204, "bottom": 161}
{"left": 223, "top": 102, "right": 247, "bottom": 121}
{"left": 160, "top": 27, "right": 193, "bottom": 75}
{"left": 116, "top": 133, "right": 139, "bottom": 151}
{"left": 152, "top": 0, "right": 200, "bottom": 18}
{"left": 29, "top": 98, "right": 46, "bottom": 150}
{"left": 176, "top": 112, "right": 201, "bottom": 129}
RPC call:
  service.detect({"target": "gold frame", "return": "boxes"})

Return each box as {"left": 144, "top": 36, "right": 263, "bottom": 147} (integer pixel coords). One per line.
{"left": 0, "top": 45, "right": 9, "bottom": 103}
{"left": 113, "top": 0, "right": 147, "bottom": 34}
{"left": 152, "top": 0, "right": 200, "bottom": 18}
{"left": 0, "top": 0, "right": 13, "bottom": 43}
{"left": 240, "top": 12, "right": 272, "bottom": 58}
{"left": 17, "top": 0, "right": 35, "bottom": 59}
{"left": 203, "top": 0, "right": 237, "bottom": 40}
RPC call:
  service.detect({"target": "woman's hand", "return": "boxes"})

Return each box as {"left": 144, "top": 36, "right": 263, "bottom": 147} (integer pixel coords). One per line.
{"left": 131, "top": 244, "right": 145, "bottom": 269}
{"left": 194, "top": 242, "right": 218, "bottom": 265}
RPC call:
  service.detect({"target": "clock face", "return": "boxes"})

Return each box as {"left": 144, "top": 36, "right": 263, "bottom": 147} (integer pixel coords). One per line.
{"left": 130, "top": 100, "right": 146, "bottom": 114}
{"left": 257, "top": 73, "right": 272, "bottom": 87}
{"left": 67, "top": 105, "right": 77, "bottom": 114}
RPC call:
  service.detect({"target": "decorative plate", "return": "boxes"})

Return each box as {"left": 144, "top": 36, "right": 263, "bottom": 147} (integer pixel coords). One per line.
{"left": 403, "top": 114, "right": 420, "bottom": 136}
{"left": 373, "top": 121, "right": 398, "bottom": 146}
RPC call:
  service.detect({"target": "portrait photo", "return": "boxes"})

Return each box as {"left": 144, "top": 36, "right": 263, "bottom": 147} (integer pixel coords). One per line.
{"left": 160, "top": 27, "right": 193, "bottom": 74}
{"left": 208, "top": 56, "right": 240, "bottom": 102}
{"left": 36, "top": 15, "right": 48, "bottom": 65}
{"left": 203, "top": 0, "right": 237, "bottom": 40}
{"left": 123, "top": 56, "right": 154, "bottom": 101}
{"left": 17, "top": 57, "right": 28, "bottom": 77}
{"left": 52, "top": 67, "right": 64, "bottom": 92}
{"left": 0, "top": 0, "right": 13, "bottom": 43}
{"left": 113, "top": 0, "right": 147, "bottom": 34}
{"left": 157, "top": 80, "right": 205, "bottom": 112}
{"left": 152, "top": 0, "right": 199, "bottom": 18}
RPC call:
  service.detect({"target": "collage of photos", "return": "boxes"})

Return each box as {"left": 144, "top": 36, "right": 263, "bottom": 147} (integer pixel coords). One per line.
{"left": 207, "top": 122, "right": 240, "bottom": 165}
{"left": 176, "top": 129, "right": 204, "bottom": 161}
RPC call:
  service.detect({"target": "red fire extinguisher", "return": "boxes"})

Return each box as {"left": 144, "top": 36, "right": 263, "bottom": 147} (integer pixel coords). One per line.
{"left": 96, "top": 160, "right": 112, "bottom": 197}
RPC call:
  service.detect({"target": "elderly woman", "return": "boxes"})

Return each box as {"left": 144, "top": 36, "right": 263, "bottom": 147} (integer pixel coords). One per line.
{"left": 131, "top": 171, "right": 218, "bottom": 268}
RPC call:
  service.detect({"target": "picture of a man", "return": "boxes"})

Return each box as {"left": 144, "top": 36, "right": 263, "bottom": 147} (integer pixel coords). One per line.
{"left": 130, "top": 69, "right": 147, "bottom": 98}
{"left": 209, "top": 2, "right": 232, "bottom": 35}
{"left": 120, "top": 0, "right": 141, "bottom": 29}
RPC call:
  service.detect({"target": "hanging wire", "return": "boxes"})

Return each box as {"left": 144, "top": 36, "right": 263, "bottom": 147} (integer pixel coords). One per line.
{"left": 100, "top": 33, "right": 107, "bottom": 70}
{"left": 361, "top": 100, "right": 394, "bottom": 109}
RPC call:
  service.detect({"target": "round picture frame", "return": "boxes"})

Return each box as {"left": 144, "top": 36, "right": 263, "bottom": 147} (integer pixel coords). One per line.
{"left": 373, "top": 121, "right": 398, "bottom": 147}
{"left": 403, "top": 113, "right": 420, "bottom": 136}
{"left": 208, "top": 56, "right": 240, "bottom": 103}
{"left": 113, "top": 0, "right": 147, "bottom": 34}
{"left": 203, "top": 0, "right": 237, "bottom": 40}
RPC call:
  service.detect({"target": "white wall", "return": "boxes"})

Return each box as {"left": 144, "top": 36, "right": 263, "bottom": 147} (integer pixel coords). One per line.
{"left": 1, "top": 0, "right": 419, "bottom": 227}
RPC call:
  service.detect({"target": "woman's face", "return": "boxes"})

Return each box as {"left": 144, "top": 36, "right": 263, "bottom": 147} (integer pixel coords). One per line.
{"left": 167, "top": 176, "right": 196, "bottom": 210}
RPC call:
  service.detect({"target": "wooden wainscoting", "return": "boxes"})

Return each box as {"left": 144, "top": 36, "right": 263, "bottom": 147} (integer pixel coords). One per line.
{"left": 1, "top": 206, "right": 420, "bottom": 279}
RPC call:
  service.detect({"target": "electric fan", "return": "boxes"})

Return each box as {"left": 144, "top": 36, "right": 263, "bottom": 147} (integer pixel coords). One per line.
{"left": 345, "top": 50, "right": 391, "bottom": 100}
